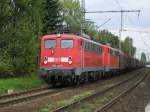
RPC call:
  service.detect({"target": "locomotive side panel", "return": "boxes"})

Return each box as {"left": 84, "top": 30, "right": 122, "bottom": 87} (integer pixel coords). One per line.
{"left": 83, "top": 40, "right": 104, "bottom": 71}
{"left": 103, "top": 45, "right": 119, "bottom": 72}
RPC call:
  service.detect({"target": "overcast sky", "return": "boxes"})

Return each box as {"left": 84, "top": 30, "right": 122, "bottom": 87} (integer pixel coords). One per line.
{"left": 80, "top": 0, "right": 150, "bottom": 60}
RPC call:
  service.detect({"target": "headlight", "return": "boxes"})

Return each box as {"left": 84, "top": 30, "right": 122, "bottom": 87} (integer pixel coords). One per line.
{"left": 68, "top": 56, "right": 72, "bottom": 64}
{"left": 44, "top": 60, "right": 48, "bottom": 64}
{"left": 44, "top": 56, "right": 48, "bottom": 64}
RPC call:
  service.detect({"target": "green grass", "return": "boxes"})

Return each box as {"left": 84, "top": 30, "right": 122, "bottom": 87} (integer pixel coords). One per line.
{"left": 39, "top": 90, "right": 94, "bottom": 112}
{"left": 0, "top": 74, "right": 46, "bottom": 95}
{"left": 57, "top": 90, "right": 94, "bottom": 106}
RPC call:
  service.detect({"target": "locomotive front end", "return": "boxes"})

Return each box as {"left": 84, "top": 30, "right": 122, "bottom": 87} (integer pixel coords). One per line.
{"left": 39, "top": 34, "right": 81, "bottom": 85}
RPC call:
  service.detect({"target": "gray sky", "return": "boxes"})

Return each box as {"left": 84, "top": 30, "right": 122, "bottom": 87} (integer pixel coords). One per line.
{"left": 81, "top": 0, "right": 150, "bottom": 60}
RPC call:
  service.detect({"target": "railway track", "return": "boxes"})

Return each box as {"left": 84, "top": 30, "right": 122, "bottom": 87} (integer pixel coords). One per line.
{"left": 0, "top": 86, "right": 67, "bottom": 108}
{"left": 0, "top": 69, "right": 144, "bottom": 109}
{"left": 52, "top": 70, "right": 146, "bottom": 112}
{"left": 95, "top": 71, "right": 148, "bottom": 112}
{"left": 0, "top": 86, "right": 49, "bottom": 101}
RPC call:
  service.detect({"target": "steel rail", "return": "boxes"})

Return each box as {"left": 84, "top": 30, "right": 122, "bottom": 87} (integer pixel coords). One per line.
{"left": 0, "top": 87, "right": 68, "bottom": 108}
{"left": 52, "top": 71, "right": 141, "bottom": 112}
{"left": 0, "top": 86, "right": 50, "bottom": 101}
{"left": 95, "top": 72, "right": 147, "bottom": 112}
{"left": 0, "top": 69, "right": 144, "bottom": 108}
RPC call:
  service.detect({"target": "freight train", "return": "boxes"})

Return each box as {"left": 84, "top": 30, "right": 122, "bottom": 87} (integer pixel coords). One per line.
{"left": 39, "top": 33, "right": 144, "bottom": 86}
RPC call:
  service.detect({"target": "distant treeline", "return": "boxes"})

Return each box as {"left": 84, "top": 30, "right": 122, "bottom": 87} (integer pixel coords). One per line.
{"left": 146, "top": 62, "right": 150, "bottom": 65}
{"left": 0, "top": 0, "right": 136, "bottom": 77}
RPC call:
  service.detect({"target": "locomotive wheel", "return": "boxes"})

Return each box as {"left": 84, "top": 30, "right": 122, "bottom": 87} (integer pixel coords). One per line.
{"left": 51, "top": 76, "right": 57, "bottom": 87}
{"left": 60, "top": 77, "right": 66, "bottom": 87}
{"left": 62, "top": 76, "right": 70, "bottom": 86}
{"left": 96, "top": 71, "right": 99, "bottom": 81}
{"left": 102, "top": 72, "right": 106, "bottom": 79}
{"left": 109, "top": 71, "right": 112, "bottom": 78}
{"left": 99, "top": 71, "right": 103, "bottom": 79}
{"left": 85, "top": 73, "right": 89, "bottom": 82}
{"left": 76, "top": 76, "right": 80, "bottom": 85}
{"left": 93, "top": 72, "right": 96, "bottom": 81}
{"left": 70, "top": 77, "right": 75, "bottom": 86}
{"left": 90, "top": 72, "right": 94, "bottom": 81}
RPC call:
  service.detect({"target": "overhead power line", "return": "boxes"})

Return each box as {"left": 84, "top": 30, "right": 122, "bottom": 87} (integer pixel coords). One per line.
{"left": 80, "top": 0, "right": 141, "bottom": 56}
{"left": 85, "top": 10, "right": 141, "bottom": 14}
{"left": 98, "top": 18, "right": 111, "bottom": 29}
{"left": 122, "top": 29, "right": 149, "bottom": 33}
{"left": 85, "top": 10, "right": 141, "bottom": 52}
{"left": 114, "top": 0, "right": 122, "bottom": 9}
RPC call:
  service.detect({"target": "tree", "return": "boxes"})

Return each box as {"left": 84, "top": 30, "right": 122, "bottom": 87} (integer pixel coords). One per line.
{"left": 0, "top": 0, "right": 138, "bottom": 77}
{"left": 0, "top": 0, "right": 44, "bottom": 77}
{"left": 60, "top": 0, "right": 81, "bottom": 33}
{"left": 122, "top": 37, "right": 136, "bottom": 56}
{"left": 59, "top": 0, "right": 137, "bottom": 57}
{"left": 43, "top": 0, "right": 62, "bottom": 34}
{"left": 141, "top": 52, "right": 147, "bottom": 63}
{"left": 97, "top": 30, "right": 119, "bottom": 48}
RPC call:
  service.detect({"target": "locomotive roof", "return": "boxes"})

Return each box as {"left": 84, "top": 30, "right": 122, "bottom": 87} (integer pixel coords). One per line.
{"left": 42, "top": 34, "right": 101, "bottom": 45}
{"left": 42, "top": 34, "right": 119, "bottom": 51}
{"left": 43, "top": 34, "right": 99, "bottom": 45}
{"left": 42, "top": 34, "right": 141, "bottom": 62}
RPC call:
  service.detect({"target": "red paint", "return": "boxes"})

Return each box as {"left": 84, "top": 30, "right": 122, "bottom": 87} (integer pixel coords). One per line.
{"left": 40, "top": 34, "right": 144, "bottom": 72}
{"left": 40, "top": 34, "right": 104, "bottom": 69}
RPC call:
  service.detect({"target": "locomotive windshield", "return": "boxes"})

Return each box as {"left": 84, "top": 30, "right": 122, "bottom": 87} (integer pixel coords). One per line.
{"left": 61, "top": 40, "right": 73, "bottom": 48}
{"left": 45, "top": 40, "right": 56, "bottom": 48}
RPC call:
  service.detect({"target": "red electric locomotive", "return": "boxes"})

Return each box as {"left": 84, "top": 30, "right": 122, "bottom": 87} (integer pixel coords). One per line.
{"left": 39, "top": 33, "right": 145, "bottom": 85}
{"left": 40, "top": 34, "right": 104, "bottom": 85}
{"left": 102, "top": 44, "right": 119, "bottom": 75}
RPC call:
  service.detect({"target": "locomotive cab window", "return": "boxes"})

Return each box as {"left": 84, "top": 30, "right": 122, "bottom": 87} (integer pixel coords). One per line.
{"left": 61, "top": 39, "right": 73, "bottom": 48}
{"left": 45, "top": 40, "right": 56, "bottom": 48}
{"left": 99, "top": 47, "right": 103, "bottom": 54}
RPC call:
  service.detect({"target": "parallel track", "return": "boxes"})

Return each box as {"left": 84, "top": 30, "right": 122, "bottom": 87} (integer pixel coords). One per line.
{"left": 52, "top": 71, "right": 145, "bottom": 112}
{"left": 95, "top": 72, "right": 147, "bottom": 112}
{"left": 0, "top": 86, "right": 67, "bottom": 108}
{"left": 0, "top": 69, "right": 144, "bottom": 109}
{"left": 0, "top": 86, "right": 49, "bottom": 101}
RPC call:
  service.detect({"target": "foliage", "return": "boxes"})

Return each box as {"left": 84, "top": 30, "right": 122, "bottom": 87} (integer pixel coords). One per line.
{"left": 0, "top": 0, "right": 137, "bottom": 78}
{"left": 39, "top": 90, "right": 94, "bottom": 112}
{"left": 59, "top": 0, "right": 136, "bottom": 56}
{"left": 97, "top": 30, "right": 119, "bottom": 48}
{"left": 141, "top": 52, "right": 147, "bottom": 63}
{"left": 0, "top": 74, "right": 46, "bottom": 94}
{"left": 122, "top": 37, "right": 136, "bottom": 56}
{"left": 60, "top": 0, "right": 82, "bottom": 33}
{"left": 43, "top": 0, "right": 62, "bottom": 34}
{"left": 0, "top": 0, "right": 44, "bottom": 77}
{"left": 146, "top": 62, "right": 150, "bottom": 65}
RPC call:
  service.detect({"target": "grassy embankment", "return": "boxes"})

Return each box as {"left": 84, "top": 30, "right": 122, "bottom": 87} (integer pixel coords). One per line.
{"left": 0, "top": 74, "right": 46, "bottom": 95}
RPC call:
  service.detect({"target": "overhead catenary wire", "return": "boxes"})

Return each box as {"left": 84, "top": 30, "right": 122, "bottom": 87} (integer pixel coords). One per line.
{"left": 124, "top": 14, "right": 150, "bottom": 60}
{"left": 127, "top": 14, "right": 150, "bottom": 46}
{"left": 114, "top": 0, "right": 122, "bottom": 9}
{"left": 98, "top": 18, "right": 111, "bottom": 29}
{"left": 81, "top": 0, "right": 141, "bottom": 55}
{"left": 85, "top": 9, "right": 140, "bottom": 53}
